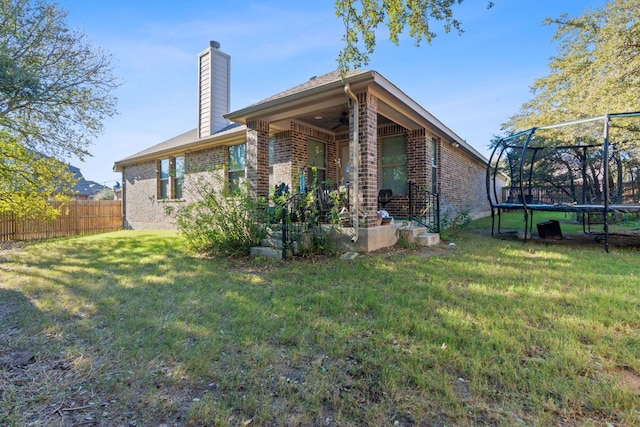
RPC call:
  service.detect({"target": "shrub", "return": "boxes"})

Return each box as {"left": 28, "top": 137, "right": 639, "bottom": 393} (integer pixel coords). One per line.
{"left": 165, "top": 175, "right": 269, "bottom": 257}
{"left": 439, "top": 199, "right": 472, "bottom": 239}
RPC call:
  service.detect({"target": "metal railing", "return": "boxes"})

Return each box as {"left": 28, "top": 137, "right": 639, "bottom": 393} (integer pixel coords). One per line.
{"left": 280, "top": 192, "right": 307, "bottom": 259}
{"left": 278, "top": 182, "right": 439, "bottom": 258}
{"left": 277, "top": 183, "right": 350, "bottom": 259}
{"left": 408, "top": 181, "right": 440, "bottom": 233}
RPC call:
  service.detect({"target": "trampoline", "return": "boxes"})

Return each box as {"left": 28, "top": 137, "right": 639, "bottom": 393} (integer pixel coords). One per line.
{"left": 486, "top": 112, "right": 640, "bottom": 252}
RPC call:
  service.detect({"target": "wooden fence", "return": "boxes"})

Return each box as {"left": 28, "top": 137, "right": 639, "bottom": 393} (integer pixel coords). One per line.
{"left": 0, "top": 200, "right": 122, "bottom": 242}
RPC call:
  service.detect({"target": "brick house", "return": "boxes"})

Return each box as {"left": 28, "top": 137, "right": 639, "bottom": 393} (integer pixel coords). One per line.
{"left": 114, "top": 41, "right": 494, "bottom": 251}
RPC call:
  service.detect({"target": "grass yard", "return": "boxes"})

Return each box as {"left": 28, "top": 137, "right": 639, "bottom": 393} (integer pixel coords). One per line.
{"left": 1, "top": 217, "right": 639, "bottom": 426}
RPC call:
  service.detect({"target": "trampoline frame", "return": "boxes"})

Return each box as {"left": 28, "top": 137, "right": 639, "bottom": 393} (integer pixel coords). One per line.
{"left": 486, "top": 112, "right": 640, "bottom": 252}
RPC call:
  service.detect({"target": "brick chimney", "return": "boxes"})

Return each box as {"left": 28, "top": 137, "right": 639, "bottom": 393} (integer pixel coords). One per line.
{"left": 197, "top": 41, "right": 230, "bottom": 138}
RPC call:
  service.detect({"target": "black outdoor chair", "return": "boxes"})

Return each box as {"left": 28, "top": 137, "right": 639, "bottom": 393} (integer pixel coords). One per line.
{"left": 378, "top": 189, "right": 393, "bottom": 210}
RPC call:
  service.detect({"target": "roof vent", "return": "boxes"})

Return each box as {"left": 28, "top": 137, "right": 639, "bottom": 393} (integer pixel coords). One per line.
{"left": 209, "top": 40, "right": 221, "bottom": 49}
{"left": 309, "top": 75, "right": 317, "bottom": 81}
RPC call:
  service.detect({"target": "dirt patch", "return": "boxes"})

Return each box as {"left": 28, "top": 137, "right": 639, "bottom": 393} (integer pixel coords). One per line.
{"left": 617, "top": 367, "right": 640, "bottom": 394}
{"left": 372, "top": 241, "right": 455, "bottom": 259}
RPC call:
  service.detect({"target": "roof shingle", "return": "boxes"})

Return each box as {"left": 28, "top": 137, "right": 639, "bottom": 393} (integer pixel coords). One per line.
{"left": 248, "top": 69, "right": 371, "bottom": 107}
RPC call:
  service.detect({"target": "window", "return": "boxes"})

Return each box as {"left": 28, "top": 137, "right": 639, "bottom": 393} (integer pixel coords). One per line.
{"left": 307, "top": 139, "right": 326, "bottom": 183}
{"left": 431, "top": 137, "right": 438, "bottom": 193}
{"left": 175, "top": 156, "right": 185, "bottom": 199}
{"left": 159, "top": 158, "right": 170, "bottom": 199}
{"left": 228, "top": 143, "right": 246, "bottom": 193}
{"left": 381, "top": 135, "right": 407, "bottom": 195}
{"left": 158, "top": 155, "right": 185, "bottom": 200}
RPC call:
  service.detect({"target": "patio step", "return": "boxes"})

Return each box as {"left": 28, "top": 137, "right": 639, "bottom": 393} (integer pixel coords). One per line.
{"left": 250, "top": 246, "right": 283, "bottom": 259}
{"left": 415, "top": 232, "right": 440, "bottom": 247}
{"left": 251, "top": 230, "right": 291, "bottom": 259}
{"left": 261, "top": 237, "right": 284, "bottom": 249}
{"left": 397, "top": 226, "right": 440, "bottom": 247}
{"left": 397, "top": 226, "right": 428, "bottom": 244}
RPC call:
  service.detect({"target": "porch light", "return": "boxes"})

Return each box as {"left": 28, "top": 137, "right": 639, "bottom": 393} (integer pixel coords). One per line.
{"left": 314, "top": 115, "right": 323, "bottom": 120}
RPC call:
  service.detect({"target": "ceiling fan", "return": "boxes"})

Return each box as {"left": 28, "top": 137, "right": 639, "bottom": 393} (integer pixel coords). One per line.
{"left": 331, "top": 111, "right": 349, "bottom": 130}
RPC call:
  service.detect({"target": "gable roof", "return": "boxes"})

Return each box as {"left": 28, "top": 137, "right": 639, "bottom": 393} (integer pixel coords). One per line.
{"left": 115, "top": 67, "right": 488, "bottom": 171}
{"left": 224, "top": 69, "right": 376, "bottom": 123}
{"left": 224, "top": 68, "right": 488, "bottom": 164}
{"left": 118, "top": 128, "right": 198, "bottom": 163}
{"left": 114, "top": 70, "right": 373, "bottom": 171}
{"left": 67, "top": 164, "right": 105, "bottom": 196}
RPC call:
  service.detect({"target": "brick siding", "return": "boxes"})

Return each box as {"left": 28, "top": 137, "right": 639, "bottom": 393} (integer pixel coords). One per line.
{"left": 439, "top": 142, "right": 490, "bottom": 217}
{"left": 122, "top": 112, "right": 489, "bottom": 229}
{"left": 122, "top": 146, "right": 227, "bottom": 229}
{"left": 246, "top": 119, "right": 270, "bottom": 198}
{"left": 357, "top": 92, "right": 379, "bottom": 227}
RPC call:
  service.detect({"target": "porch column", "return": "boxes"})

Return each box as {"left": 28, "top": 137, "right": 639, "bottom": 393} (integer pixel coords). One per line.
{"left": 272, "top": 130, "right": 292, "bottom": 189}
{"left": 288, "top": 128, "right": 308, "bottom": 191}
{"left": 408, "top": 128, "right": 428, "bottom": 185}
{"left": 354, "top": 92, "right": 378, "bottom": 227}
{"left": 246, "top": 119, "right": 270, "bottom": 199}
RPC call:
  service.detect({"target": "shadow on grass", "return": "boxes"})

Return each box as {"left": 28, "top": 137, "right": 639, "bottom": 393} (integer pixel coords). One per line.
{"left": 1, "top": 229, "right": 639, "bottom": 425}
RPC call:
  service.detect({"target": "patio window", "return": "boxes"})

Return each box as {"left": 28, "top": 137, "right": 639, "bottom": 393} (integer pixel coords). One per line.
{"left": 307, "top": 139, "right": 326, "bottom": 184}
{"left": 228, "top": 143, "right": 246, "bottom": 193}
{"left": 381, "top": 135, "right": 407, "bottom": 195}
{"left": 158, "top": 155, "right": 185, "bottom": 199}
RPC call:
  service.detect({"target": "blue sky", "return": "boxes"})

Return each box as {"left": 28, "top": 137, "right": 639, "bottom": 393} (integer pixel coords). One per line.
{"left": 56, "top": 0, "right": 606, "bottom": 186}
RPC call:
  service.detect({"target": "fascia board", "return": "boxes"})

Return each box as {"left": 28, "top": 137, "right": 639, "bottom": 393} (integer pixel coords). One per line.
{"left": 113, "top": 128, "right": 246, "bottom": 171}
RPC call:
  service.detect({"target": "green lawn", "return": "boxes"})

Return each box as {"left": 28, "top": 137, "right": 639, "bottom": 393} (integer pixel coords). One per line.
{"left": 1, "top": 221, "right": 639, "bottom": 426}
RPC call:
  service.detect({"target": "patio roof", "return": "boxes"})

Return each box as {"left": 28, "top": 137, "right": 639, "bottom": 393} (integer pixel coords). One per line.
{"left": 225, "top": 69, "right": 488, "bottom": 164}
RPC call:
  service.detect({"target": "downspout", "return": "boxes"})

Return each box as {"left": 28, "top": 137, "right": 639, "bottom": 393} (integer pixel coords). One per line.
{"left": 344, "top": 83, "right": 359, "bottom": 242}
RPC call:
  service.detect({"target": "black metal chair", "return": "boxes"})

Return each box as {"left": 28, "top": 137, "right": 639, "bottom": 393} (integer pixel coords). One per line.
{"left": 378, "top": 189, "right": 393, "bottom": 210}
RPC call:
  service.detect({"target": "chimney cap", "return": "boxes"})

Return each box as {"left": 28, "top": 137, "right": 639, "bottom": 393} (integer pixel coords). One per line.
{"left": 209, "top": 40, "right": 221, "bottom": 49}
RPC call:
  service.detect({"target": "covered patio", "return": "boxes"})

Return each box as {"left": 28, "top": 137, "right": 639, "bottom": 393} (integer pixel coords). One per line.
{"left": 224, "top": 69, "right": 452, "bottom": 244}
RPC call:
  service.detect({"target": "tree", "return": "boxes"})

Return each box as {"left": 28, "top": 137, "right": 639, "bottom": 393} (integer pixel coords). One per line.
{"left": 335, "top": 0, "right": 494, "bottom": 73}
{"left": 506, "top": 0, "right": 640, "bottom": 131}
{"left": 0, "top": 130, "right": 76, "bottom": 219}
{"left": 94, "top": 187, "right": 115, "bottom": 201}
{"left": 0, "top": 0, "right": 118, "bottom": 217}
{"left": 501, "top": 0, "right": 640, "bottom": 202}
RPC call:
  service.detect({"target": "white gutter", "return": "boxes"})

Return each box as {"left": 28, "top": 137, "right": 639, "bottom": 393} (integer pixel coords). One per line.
{"left": 344, "top": 83, "right": 359, "bottom": 243}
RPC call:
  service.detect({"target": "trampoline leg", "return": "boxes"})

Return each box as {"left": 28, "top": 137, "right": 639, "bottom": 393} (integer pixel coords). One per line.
{"left": 530, "top": 210, "right": 534, "bottom": 234}
{"left": 523, "top": 210, "right": 529, "bottom": 243}
{"left": 491, "top": 209, "right": 495, "bottom": 237}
